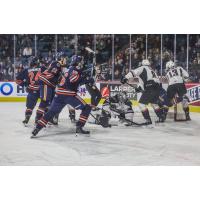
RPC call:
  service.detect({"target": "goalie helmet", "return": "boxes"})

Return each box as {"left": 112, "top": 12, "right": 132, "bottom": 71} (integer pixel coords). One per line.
{"left": 166, "top": 60, "right": 175, "bottom": 71}
{"left": 141, "top": 59, "right": 150, "bottom": 66}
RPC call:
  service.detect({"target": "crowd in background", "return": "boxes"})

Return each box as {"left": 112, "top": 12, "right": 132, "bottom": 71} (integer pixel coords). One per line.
{"left": 0, "top": 34, "right": 200, "bottom": 82}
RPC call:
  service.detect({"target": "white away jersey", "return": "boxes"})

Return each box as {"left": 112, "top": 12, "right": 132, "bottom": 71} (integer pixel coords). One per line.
{"left": 125, "top": 66, "right": 160, "bottom": 86}
{"left": 166, "top": 66, "right": 189, "bottom": 85}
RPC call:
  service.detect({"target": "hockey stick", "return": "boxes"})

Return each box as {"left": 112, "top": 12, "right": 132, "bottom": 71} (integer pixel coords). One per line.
{"left": 85, "top": 47, "right": 96, "bottom": 78}
{"left": 109, "top": 107, "right": 146, "bottom": 126}
{"left": 121, "top": 116, "right": 150, "bottom": 126}
{"left": 90, "top": 112, "right": 112, "bottom": 128}
{"left": 85, "top": 47, "right": 96, "bottom": 55}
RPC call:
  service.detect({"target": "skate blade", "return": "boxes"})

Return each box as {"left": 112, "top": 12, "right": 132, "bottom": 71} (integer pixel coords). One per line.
{"left": 75, "top": 133, "right": 90, "bottom": 137}
{"left": 145, "top": 123, "right": 155, "bottom": 128}
{"left": 30, "top": 135, "right": 37, "bottom": 139}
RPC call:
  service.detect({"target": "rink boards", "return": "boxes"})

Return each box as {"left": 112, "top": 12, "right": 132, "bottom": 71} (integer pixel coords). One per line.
{"left": 0, "top": 81, "right": 200, "bottom": 112}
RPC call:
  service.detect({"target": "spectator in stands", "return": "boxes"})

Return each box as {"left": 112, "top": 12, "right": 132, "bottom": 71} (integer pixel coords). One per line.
{"left": 0, "top": 34, "right": 200, "bottom": 82}
{"left": 23, "top": 46, "right": 32, "bottom": 57}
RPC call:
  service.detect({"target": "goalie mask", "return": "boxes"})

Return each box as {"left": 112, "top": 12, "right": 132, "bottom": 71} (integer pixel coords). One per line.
{"left": 118, "top": 91, "right": 128, "bottom": 103}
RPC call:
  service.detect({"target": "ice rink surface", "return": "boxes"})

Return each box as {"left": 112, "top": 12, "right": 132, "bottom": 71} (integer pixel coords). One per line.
{"left": 0, "top": 102, "right": 200, "bottom": 166}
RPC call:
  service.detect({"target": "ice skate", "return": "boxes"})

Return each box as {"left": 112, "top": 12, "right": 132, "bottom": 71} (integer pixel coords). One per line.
{"left": 22, "top": 115, "right": 31, "bottom": 126}
{"left": 31, "top": 128, "right": 40, "bottom": 138}
{"left": 76, "top": 126, "right": 90, "bottom": 135}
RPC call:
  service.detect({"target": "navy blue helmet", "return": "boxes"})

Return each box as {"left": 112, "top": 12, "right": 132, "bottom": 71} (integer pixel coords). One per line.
{"left": 29, "top": 56, "right": 39, "bottom": 67}
{"left": 54, "top": 52, "right": 65, "bottom": 60}
{"left": 70, "top": 55, "right": 84, "bottom": 66}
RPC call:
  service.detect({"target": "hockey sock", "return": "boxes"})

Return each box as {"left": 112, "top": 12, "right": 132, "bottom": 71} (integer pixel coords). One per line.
{"left": 37, "top": 117, "right": 48, "bottom": 130}
{"left": 162, "top": 107, "right": 169, "bottom": 120}
{"left": 36, "top": 109, "right": 58, "bottom": 129}
{"left": 25, "top": 108, "right": 32, "bottom": 117}
{"left": 154, "top": 108, "right": 165, "bottom": 121}
{"left": 36, "top": 100, "right": 49, "bottom": 121}
{"left": 141, "top": 109, "right": 152, "bottom": 123}
{"left": 24, "top": 108, "right": 32, "bottom": 123}
{"left": 77, "top": 104, "right": 92, "bottom": 127}
{"left": 183, "top": 106, "right": 191, "bottom": 120}
{"left": 77, "top": 115, "right": 89, "bottom": 127}
{"left": 35, "top": 107, "right": 46, "bottom": 122}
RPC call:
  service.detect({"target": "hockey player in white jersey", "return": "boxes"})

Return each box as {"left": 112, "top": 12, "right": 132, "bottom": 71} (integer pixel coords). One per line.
{"left": 121, "top": 59, "right": 165, "bottom": 124}
{"left": 165, "top": 60, "right": 191, "bottom": 120}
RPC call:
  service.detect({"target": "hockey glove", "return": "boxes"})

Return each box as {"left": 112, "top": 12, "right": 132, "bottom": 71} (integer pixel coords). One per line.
{"left": 85, "top": 77, "right": 95, "bottom": 85}
{"left": 135, "top": 86, "right": 143, "bottom": 93}
{"left": 121, "top": 76, "right": 128, "bottom": 84}
{"left": 119, "top": 112, "right": 125, "bottom": 119}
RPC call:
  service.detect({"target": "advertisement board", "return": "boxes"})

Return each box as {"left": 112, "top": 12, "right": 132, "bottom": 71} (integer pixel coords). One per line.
{"left": 186, "top": 83, "right": 200, "bottom": 106}
{"left": 0, "top": 82, "right": 98, "bottom": 102}
{"left": 99, "top": 82, "right": 137, "bottom": 100}
{"left": 0, "top": 82, "right": 27, "bottom": 99}
{"left": 1, "top": 81, "right": 200, "bottom": 112}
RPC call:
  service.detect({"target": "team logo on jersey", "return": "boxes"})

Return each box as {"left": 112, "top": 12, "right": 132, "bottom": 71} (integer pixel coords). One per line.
{"left": 78, "top": 87, "right": 86, "bottom": 96}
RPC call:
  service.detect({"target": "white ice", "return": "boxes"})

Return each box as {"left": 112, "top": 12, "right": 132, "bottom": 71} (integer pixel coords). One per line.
{"left": 0, "top": 102, "right": 200, "bottom": 165}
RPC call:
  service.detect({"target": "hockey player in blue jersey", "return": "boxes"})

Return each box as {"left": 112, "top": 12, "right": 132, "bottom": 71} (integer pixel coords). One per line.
{"left": 31, "top": 55, "right": 94, "bottom": 137}
{"left": 156, "top": 85, "right": 170, "bottom": 122}
{"left": 83, "top": 47, "right": 102, "bottom": 110}
{"left": 16, "top": 57, "right": 46, "bottom": 125}
{"left": 35, "top": 52, "right": 67, "bottom": 123}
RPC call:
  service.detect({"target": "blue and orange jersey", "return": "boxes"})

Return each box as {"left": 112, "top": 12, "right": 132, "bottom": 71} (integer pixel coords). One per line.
{"left": 16, "top": 65, "right": 46, "bottom": 91}
{"left": 56, "top": 66, "right": 93, "bottom": 96}
{"left": 39, "top": 61, "right": 62, "bottom": 88}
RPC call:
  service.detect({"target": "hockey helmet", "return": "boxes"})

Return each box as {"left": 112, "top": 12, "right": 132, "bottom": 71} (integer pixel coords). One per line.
{"left": 70, "top": 55, "right": 84, "bottom": 69}
{"left": 29, "top": 56, "right": 39, "bottom": 67}
{"left": 141, "top": 59, "right": 150, "bottom": 66}
{"left": 55, "top": 52, "right": 67, "bottom": 66}
{"left": 166, "top": 60, "right": 175, "bottom": 71}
